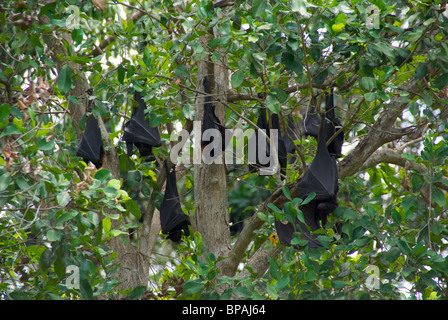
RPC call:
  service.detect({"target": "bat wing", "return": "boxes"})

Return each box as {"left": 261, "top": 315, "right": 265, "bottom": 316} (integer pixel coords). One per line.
{"left": 124, "top": 91, "right": 162, "bottom": 146}
{"left": 201, "top": 100, "right": 231, "bottom": 160}
{"left": 160, "top": 163, "right": 190, "bottom": 242}
{"left": 248, "top": 107, "right": 271, "bottom": 170}
{"left": 326, "top": 117, "right": 344, "bottom": 158}
{"left": 274, "top": 219, "right": 297, "bottom": 246}
{"left": 298, "top": 118, "right": 338, "bottom": 201}
{"left": 76, "top": 115, "right": 104, "bottom": 168}
{"left": 275, "top": 201, "right": 330, "bottom": 248}
{"left": 122, "top": 91, "right": 162, "bottom": 156}
{"left": 271, "top": 113, "right": 287, "bottom": 176}
{"left": 302, "top": 107, "right": 320, "bottom": 138}
{"left": 297, "top": 201, "right": 327, "bottom": 248}
{"left": 325, "top": 91, "right": 344, "bottom": 158}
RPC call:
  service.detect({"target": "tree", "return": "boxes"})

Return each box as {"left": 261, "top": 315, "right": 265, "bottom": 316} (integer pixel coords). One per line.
{"left": 1, "top": 0, "right": 448, "bottom": 300}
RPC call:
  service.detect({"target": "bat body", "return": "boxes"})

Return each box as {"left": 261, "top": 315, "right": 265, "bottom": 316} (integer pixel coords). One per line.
{"left": 248, "top": 108, "right": 290, "bottom": 176}
{"left": 271, "top": 114, "right": 287, "bottom": 177}
{"left": 248, "top": 106, "right": 271, "bottom": 172}
{"left": 302, "top": 106, "right": 320, "bottom": 138}
{"left": 76, "top": 114, "right": 104, "bottom": 169}
{"left": 122, "top": 91, "right": 161, "bottom": 159}
{"left": 302, "top": 90, "right": 344, "bottom": 158}
{"left": 160, "top": 162, "right": 190, "bottom": 242}
{"left": 276, "top": 117, "right": 339, "bottom": 248}
{"left": 324, "top": 91, "right": 344, "bottom": 158}
{"left": 201, "top": 76, "right": 229, "bottom": 160}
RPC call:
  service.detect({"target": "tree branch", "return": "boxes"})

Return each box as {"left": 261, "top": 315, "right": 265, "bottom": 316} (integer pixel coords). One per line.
{"left": 90, "top": 10, "right": 145, "bottom": 57}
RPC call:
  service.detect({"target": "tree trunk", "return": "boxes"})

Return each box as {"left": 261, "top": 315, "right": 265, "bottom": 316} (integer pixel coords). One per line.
{"left": 194, "top": 57, "right": 231, "bottom": 263}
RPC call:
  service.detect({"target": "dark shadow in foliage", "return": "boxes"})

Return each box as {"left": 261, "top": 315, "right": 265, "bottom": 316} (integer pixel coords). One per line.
{"left": 228, "top": 178, "right": 270, "bottom": 236}
{"left": 275, "top": 118, "right": 339, "bottom": 248}
{"left": 122, "top": 90, "right": 162, "bottom": 161}
{"left": 160, "top": 161, "right": 190, "bottom": 242}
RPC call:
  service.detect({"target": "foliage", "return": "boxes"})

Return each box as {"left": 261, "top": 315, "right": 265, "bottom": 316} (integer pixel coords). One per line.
{"left": 1, "top": 0, "right": 448, "bottom": 300}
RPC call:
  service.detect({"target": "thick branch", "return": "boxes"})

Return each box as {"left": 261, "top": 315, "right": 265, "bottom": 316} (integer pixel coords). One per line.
{"left": 360, "top": 147, "right": 448, "bottom": 192}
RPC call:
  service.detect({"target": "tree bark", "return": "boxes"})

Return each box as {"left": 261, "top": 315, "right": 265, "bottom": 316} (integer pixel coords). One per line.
{"left": 193, "top": 58, "right": 231, "bottom": 264}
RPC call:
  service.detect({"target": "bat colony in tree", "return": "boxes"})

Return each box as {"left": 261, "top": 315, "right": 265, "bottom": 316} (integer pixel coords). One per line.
{"left": 75, "top": 85, "right": 345, "bottom": 246}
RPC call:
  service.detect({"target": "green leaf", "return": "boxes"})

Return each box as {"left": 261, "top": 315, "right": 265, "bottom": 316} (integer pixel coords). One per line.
{"left": 266, "top": 94, "right": 280, "bottom": 114}
{"left": 252, "top": 0, "right": 267, "bottom": 17}
{"left": 431, "top": 188, "right": 446, "bottom": 208}
{"left": 210, "top": 35, "right": 232, "bottom": 48}
{"left": 383, "top": 246, "right": 401, "bottom": 263}
{"left": 271, "top": 87, "right": 287, "bottom": 103}
{"left": 414, "top": 62, "right": 427, "bottom": 80}
{"left": 291, "top": 0, "right": 309, "bottom": 17}
{"left": 391, "top": 208, "right": 402, "bottom": 224}
{"left": 233, "top": 286, "right": 252, "bottom": 298}
{"left": 127, "top": 286, "right": 146, "bottom": 300}
{"left": 364, "top": 92, "right": 377, "bottom": 102}
{"left": 332, "top": 280, "right": 347, "bottom": 289}
{"left": 301, "top": 192, "right": 316, "bottom": 205}
{"left": 409, "top": 101, "right": 419, "bottom": 117}
{"left": 39, "top": 248, "right": 52, "bottom": 273}
{"left": 397, "top": 239, "right": 411, "bottom": 255}
{"left": 102, "top": 186, "right": 117, "bottom": 198}
{"left": 182, "top": 103, "right": 195, "bottom": 119}
{"left": 0, "top": 104, "right": 11, "bottom": 123}
{"left": 281, "top": 52, "right": 303, "bottom": 76}
{"left": 267, "top": 202, "right": 282, "bottom": 214}
{"left": 282, "top": 186, "right": 292, "bottom": 200}
{"left": 274, "top": 275, "right": 290, "bottom": 291}
{"left": 0, "top": 172, "right": 11, "bottom": 192}
{"left": 11, "top": 32, "right": 27, "bottom": 49}
{"left": 94, "top": 169, "right": 112, "bottom": 183}
{"left": 266, "top": 283, "right": 279, "bottom": 299}
{"left": 433, "top": 73, "right": 448, "bottom": 90}
{"left": 93, "top": 218, "right": 103, "bottom": 245}
{"left": 58, "top": 64, "right": 73, "bottom": 95}
{"left": 174, "top": 65, "right": 189, "bottom": 77}
{"left": 117, "top": 64, "right": 125, "bottom": 84}
{"left": 284, "top": 202, "right": 296, "bottom": 223}
{"left": 359, "top": 77, "right": 376, "bottom": 91}
{"left": 231, "top": 70, "right": 244, "bottom": 88}
{"left": 103, "top": 217, "right": 111, "bottom": 234}
{"left": 71, "top": 27, "right": 84, "bottom": 45}
{"left": 57, "top": 191, "right": 71, "bottom": 207}
{"left": 332, "top": 23, "right": 345, "bottom": 33}
{"left": 183, "top": 280, "right": 205, "bottom": 295}
{"left": 126, "top": 170, "right": 142, "bottom": 188}
{"left": 0, "top": 124, "right": 22, "bottom": 138}
{"left": 37, "top": 138, "right": 55, "bottom": 152}
{"left": 46, "top": 229, "right": 61, "bottom": 242}
{"left": 126, "top": 199, "right": 141, "bottom": 220}
{"left": 296, "top": 209, "right": 305, "bottom": 225}
{"left": 79, "top": 279, "right": 93, "bottom": 300}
